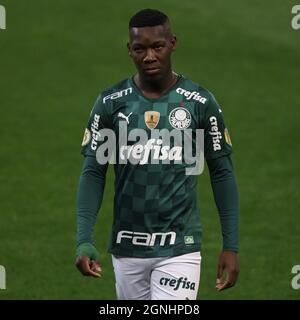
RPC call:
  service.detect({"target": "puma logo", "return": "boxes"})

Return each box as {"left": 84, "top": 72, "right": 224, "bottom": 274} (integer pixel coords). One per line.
{"left": 118, "top": 112, "right": 133, "bottom": 124}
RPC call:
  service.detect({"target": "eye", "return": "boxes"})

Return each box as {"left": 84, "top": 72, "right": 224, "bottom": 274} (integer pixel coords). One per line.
{"left": 133, "top": 47, "right": 144, "bottom": 53}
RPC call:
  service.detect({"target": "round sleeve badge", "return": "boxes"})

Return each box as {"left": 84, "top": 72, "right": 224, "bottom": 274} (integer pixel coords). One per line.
{"left": 224, "top": 128, "right": 232, "bottom": 146}
{"left": 81, "top": 128, "right": 91, "bottom": 146}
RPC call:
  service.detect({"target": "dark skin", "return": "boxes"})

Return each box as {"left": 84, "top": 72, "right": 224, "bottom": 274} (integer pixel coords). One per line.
{"left": 76, "top": 23, "right": 239, "bottom": 291}
{"left": 127, "top": 23, "right": 178, "bottom": 99}
{"left": 216, "top": 251, "right": 240, "bottom": 291}
{"left": 75, "top": 256, "right": 101, "bottom": 278}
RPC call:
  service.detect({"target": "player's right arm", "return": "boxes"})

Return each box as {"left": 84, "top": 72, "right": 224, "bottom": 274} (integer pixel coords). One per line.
{"left": 75, "top": 94, "right": 111, "bottom": 277}
{"left": 202, "top": 91, "right": 240, "bottom": 290}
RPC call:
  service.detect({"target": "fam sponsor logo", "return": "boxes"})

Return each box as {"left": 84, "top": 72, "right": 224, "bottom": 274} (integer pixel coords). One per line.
{"left": 209, "top": 116, "right": 222, "bottom": 151}
{"left": 102, "top": 87, "right": 133, "bottom": 104}
{"left": 116, "top": 231, "right": 176, "bottom": 247}
{"left": 0, "top": 5, "right": 5, "bottom": 30}
{"left": 159, "top": 276, "right": 196, "bottom": 291}
{"left": 176, "top": 88, "right": 207, "bottom": 104}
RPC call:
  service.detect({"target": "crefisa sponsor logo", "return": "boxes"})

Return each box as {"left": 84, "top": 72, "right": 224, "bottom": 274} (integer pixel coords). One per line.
{"left": 120, "top": 138, "right": 182, "bottom": 165}
{"left": 95, "top": 119, "right": 204, "bottom": 175}
{"left": 176, "top": 88, "right": 207, "bottom": 104}
{"left": 159, "top": 276, "right": 196, "bottom": 291}
{"left": 91, "top": 114, "right": 101, "bottom": 150}
{"left": 209, "top": 116, "right": 222, "bottom": 151}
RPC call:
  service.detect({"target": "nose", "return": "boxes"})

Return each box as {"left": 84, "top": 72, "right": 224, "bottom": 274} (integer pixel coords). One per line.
{"left": 143, "top": 48, "right": 157, "bottom": 63}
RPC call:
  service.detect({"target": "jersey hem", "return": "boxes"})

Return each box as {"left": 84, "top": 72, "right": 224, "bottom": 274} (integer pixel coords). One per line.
{"left": 107, "top": 244, "right": 201, "bottom": 258}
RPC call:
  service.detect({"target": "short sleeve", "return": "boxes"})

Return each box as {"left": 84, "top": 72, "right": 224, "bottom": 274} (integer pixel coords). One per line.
{"left": 204, "top": 93, "right": 233, "bottom": 160}
{"left": 80, "top": 94, "right": 112, "bottom": 157}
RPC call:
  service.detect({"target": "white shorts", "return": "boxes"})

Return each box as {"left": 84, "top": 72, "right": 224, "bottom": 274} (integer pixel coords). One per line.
{"left": 111, "top": 251, "right": 201, "bottom": 300}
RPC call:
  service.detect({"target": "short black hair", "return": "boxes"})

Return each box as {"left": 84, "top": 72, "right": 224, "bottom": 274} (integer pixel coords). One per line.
{"left": 129, "top": 9, "right": 169, "bottom": 28}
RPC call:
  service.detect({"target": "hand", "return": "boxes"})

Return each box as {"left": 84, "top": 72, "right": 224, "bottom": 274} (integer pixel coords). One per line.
{"left": 215, "top": 251, "right": 239, "bottom": 291}
{"left": 75, "top": 243, "right": 102, "bottom": 278}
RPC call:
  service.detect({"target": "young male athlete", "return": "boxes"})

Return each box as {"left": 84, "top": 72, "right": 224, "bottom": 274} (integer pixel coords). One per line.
{"left": 75, "top": 8, "right": 239, "bottom": 300}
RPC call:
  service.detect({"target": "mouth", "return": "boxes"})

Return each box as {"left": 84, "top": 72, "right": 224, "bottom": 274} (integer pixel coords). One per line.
{"left": 143, "top": 67, "right": 160, "bottom": 75}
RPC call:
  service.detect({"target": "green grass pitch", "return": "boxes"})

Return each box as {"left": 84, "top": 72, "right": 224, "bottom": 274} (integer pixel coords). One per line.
{"left": 0, "top": 0, "right": 299, "bottom": 299}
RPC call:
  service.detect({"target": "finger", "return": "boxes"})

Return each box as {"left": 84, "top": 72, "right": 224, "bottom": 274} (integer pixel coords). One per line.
{"left": 83, "top": 257, "right": 101, "bottom": 277}
{"left": 90, "top": 261, "right": 102, "bottom": 275}
{"left": 216, "top": 279, "right": 234, "bottom": 291}
{"left": 90, "top": 260, "right": 101, "bottom": 271}
{"left": 216, "top": 265, "right": 224, "bottom": 288}
{"left": 216, "top": 270, "right": 238, "bottom": 291}
{"left": 215, "top": 278, "right": 222, "bottom": 289}
{"left": 76, "top": 256, "right": 101, "bottom": 277}
{"left": 84, "top": 259, "right": 101, "bottom": 277}
{"left": 88, "top": 269, "right": 101, "bottom": 278}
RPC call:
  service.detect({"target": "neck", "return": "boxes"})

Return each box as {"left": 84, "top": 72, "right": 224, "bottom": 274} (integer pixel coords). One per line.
{"left": 134, "top": 70, "right": 178, "bottom": 98}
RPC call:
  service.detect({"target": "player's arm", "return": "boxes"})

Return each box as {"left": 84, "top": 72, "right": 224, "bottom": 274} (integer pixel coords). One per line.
{"left": 76, "top": 156, "right": 108, "bottom": 277}
{"left": 203, "top": 92, "right": 239, "bottom": 291}
{"left": 207, "top": 155, "right": 239, "bottom": 291}
{"left": 75, "top": 94, "right": 111, "bottom": 278}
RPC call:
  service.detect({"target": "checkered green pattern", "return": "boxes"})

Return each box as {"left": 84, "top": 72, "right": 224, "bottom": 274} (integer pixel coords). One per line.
{"left": 81, "top": 75, "right": 231, "bottom": 257}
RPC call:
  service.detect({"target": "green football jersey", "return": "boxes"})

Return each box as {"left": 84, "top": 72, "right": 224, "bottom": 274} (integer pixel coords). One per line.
{"left": 81, "top": 74, "right": 232, "bottom": 258}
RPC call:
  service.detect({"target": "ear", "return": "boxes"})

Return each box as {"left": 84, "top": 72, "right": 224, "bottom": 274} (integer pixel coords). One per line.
{"left": 170, "top": 35, "right": 177, "bottom": 51}
{"left": 127, "top": 42, "right": 132, "bottom": 57}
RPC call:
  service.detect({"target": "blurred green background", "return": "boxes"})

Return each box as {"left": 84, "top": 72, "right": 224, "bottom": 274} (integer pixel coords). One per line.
{"left": 0, "top": 0, "right": 299, "bottom": 299}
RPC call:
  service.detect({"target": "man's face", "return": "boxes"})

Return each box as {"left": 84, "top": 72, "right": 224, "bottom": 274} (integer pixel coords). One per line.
{"left": 127, "top": 24, "right": 176, "bottom": 79}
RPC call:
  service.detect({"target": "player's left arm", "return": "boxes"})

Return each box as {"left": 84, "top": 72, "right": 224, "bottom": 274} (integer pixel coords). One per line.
{"left": 203, "top": 92, "right": 240, "bottom": 291}
{"left": 207, "top": 155, "right": 240, "bottom": 291}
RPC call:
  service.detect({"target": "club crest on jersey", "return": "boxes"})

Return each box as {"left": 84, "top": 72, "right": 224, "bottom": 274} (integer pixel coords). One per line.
{"left": 81, "top": 128, "right": 91, "bottom": 146}
{"left": 169, "top": 107, "right": 191, "bottom": 130}
{"left": 144, "top": 111, "right": 160, "bottom": 129}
